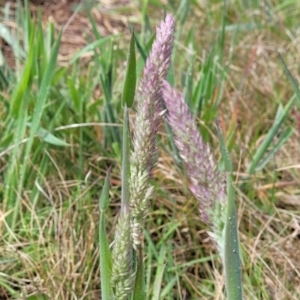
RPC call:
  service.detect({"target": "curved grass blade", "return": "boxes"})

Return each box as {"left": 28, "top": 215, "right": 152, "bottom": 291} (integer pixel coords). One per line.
{"left": 255, "top": 127, "right": 293, "bottom": 172}
{"left": 247, "top": 54, "right": 300, "bottom": 174}
{"left": 69, "top": 37, "right": 113, "bottom": 64}
{"left": 247, "top": 96, "right": 296, "bottom": 174}
{"left": 152, "top": 245, "right": 166, "bottom": 300}
{"left": 122, "top": 32, "right": 136, "bottom": 108}
{"left": 0, "top": 23, "right": 26, "bottom": 60}
{"left": 134, "top": 34, "right": 147, "bottom": 62}
{"left": 37, "top": 127, "right": 70, "bottom": 147}
{"left": 99, "top": 167, "right": 113, "bottom": 300}
{"left": 279, "top": 53, "right": 300, "bottom": 103}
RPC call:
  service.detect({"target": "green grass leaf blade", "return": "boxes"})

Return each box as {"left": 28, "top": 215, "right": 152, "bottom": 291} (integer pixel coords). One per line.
{"left": 160, "top": 278, "right": 177, "bottom": 298}
{"left": 36, "top": 127, "right": 70, "bottom": 147}
{"left": 133, "top": 249, "right": 145, "bottom": 300}
{"left": 99, "top": 168, "right": 113, "bottom": 299}
{"left": 26, "top": 30, "right": 62, "bottom": 142}
{"left": 121, "top": 106, "right": 131, "bottom": 208}
{"left": 69, "top": 37, "right": 113, "bottom": 64}
{"left": 278, "top": 53, "right": 300, "bottom": 103}
{"left": 86, "top": 7, "right": 102, "bottom": 41}
{"left": 0, "top": 280, "right": 20, "bottom": 298}
{"left": 224, "top": 174, "right": 243, "bottom": 300}
{"left": 134, "top": 34, "right": 147, "bottom": 62}
{"left": 218, "top": 126, "right": 232, "bottom": 173}
{"left": 176, "top": 0, "right": 190, "bottom": 26}
{"left": 10, "top": 26, "right": 35, "bottom": 118}
{"left": 247, "top": 95, "right": 296, "bottom": 174}
{"left": 67, "top": 78, "right": 81, "bottom": 111}
{"left": 255, "top": 127, "right": 293, "bottom": 172}
{"left": 0, "top": 23, "right": 25, "bottom": 59}
{"left": 151, "top": 245, "right": 166, "bottom": 300}
{"left": 219, "top": 128, "right": 243, "bottom": 299}
{"left": 99, "top": 167, "right": 112, "bottom": 212}
{"left": 122, "top": 32, "right": 136, "bottom": 108}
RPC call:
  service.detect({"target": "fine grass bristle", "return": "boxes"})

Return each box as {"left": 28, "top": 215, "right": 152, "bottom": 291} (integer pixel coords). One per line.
{"left": 0, "top": 0, "right": 300, "bottom": 299}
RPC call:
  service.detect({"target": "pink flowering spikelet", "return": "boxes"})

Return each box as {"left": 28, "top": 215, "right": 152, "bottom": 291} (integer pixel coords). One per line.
{"left": 130, "top": 14, "right": 175, "bottom": 248}
{"left": 162, "top": 80, "right": 226, "bottom": 227}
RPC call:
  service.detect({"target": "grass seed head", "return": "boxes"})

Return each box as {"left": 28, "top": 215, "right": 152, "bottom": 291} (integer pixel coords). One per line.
{"left": 162, "top": 80, "right": 227, "bottom": 247}
{"left": 129, "top": 14, "right": 175, "bottom": 248}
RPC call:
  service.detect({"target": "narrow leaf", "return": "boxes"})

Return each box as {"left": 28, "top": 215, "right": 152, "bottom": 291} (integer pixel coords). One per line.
{"left": 10, "top": 25, "right": 35, "bottom": 118}
{"left": 133, "top": 248, "right": 145, "bottom": 300}
{"left": 152, "top": 246, "right": 166, "bottom": 300}
{"left": 69, "top": 37, "right": 113, "bottom": 64}
{"left": 219, "top": 132, "right": 243, "bottom": 299}
{"left": 121, "top": 106, "right": 131, "bottom": 208}
{"left": 0, "top": 23, "right": 26, "bottom": 59}
{"left": 279, "top": 53, "right": 300, "bottom": 103}
{"left": 218, "top": 126, "right": 232, "bottom": 172}
{"left": 255, "top": 127, "right": 293, "bottom": 172}
{"left": 37, "top": 127, "right": 69, "bottom": 146}
{"left": 224, "top": 174, "right": 243, "bottom": 300}
{"left": 134, "top": 34, "right": 147, "bottom": 62}
{"left": 99, "top": 168, "right": 113, "bottom": 299}
{"left": 248, "top": 94, "right": 296, "bottom": 174}
{"left": 122, "top": 32, "right": 136, "bottom": 108}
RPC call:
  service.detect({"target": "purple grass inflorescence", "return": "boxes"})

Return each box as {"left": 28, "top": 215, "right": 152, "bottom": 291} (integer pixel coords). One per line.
{"left": 162, "top": 80, "right": 227, "bottom": 242}
{"left": 129, "top": 14, "right": 175, "bottom": 249}
{"left": 110, "top": 14, "right": 175, "bottom": 298}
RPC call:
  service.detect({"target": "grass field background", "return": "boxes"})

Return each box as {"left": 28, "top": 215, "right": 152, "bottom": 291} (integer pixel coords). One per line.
{"left": 0, "top": 0, "right": 300, "bottom": 299}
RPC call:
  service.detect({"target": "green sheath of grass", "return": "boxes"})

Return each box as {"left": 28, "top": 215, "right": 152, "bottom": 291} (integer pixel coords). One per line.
{"left": 224, "top": 174, "right": 243, "bottom": 300}
{"left": 219, "top": 129, "right": 243, "bottom": 300}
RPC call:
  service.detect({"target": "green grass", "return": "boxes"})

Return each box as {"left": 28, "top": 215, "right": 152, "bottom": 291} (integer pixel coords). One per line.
{"left": 0, "top": 0, "right": 300, "bottom": 299}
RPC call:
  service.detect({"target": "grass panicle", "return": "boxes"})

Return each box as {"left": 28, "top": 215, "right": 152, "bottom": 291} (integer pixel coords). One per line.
{"left": 162, "top": 80, "right": 242, "bottom": 299}
{"left": 162, "top": 80, "right": 226, "bottom": 231}
{"left": 111, "top": 206, "right": 135, "bottom": 299}
{"left": 129, "top": 14, "right": 175, "bottom": 249}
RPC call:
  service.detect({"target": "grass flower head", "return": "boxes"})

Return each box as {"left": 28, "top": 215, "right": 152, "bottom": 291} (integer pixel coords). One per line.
{"left": 162, "top": 80, "right": 227, "bottom": 250}
{"left": 129, "top": 14, "right": 175, "bottom": 249}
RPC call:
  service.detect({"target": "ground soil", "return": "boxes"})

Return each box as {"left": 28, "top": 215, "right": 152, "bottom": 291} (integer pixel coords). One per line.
{"left": 0, "top": 0, "right": 128, "bottom": 67}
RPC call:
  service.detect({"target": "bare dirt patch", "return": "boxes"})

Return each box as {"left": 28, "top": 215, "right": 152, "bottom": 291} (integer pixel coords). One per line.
{"left": 0, "top": 0, "right": 128, "bottom": 67}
